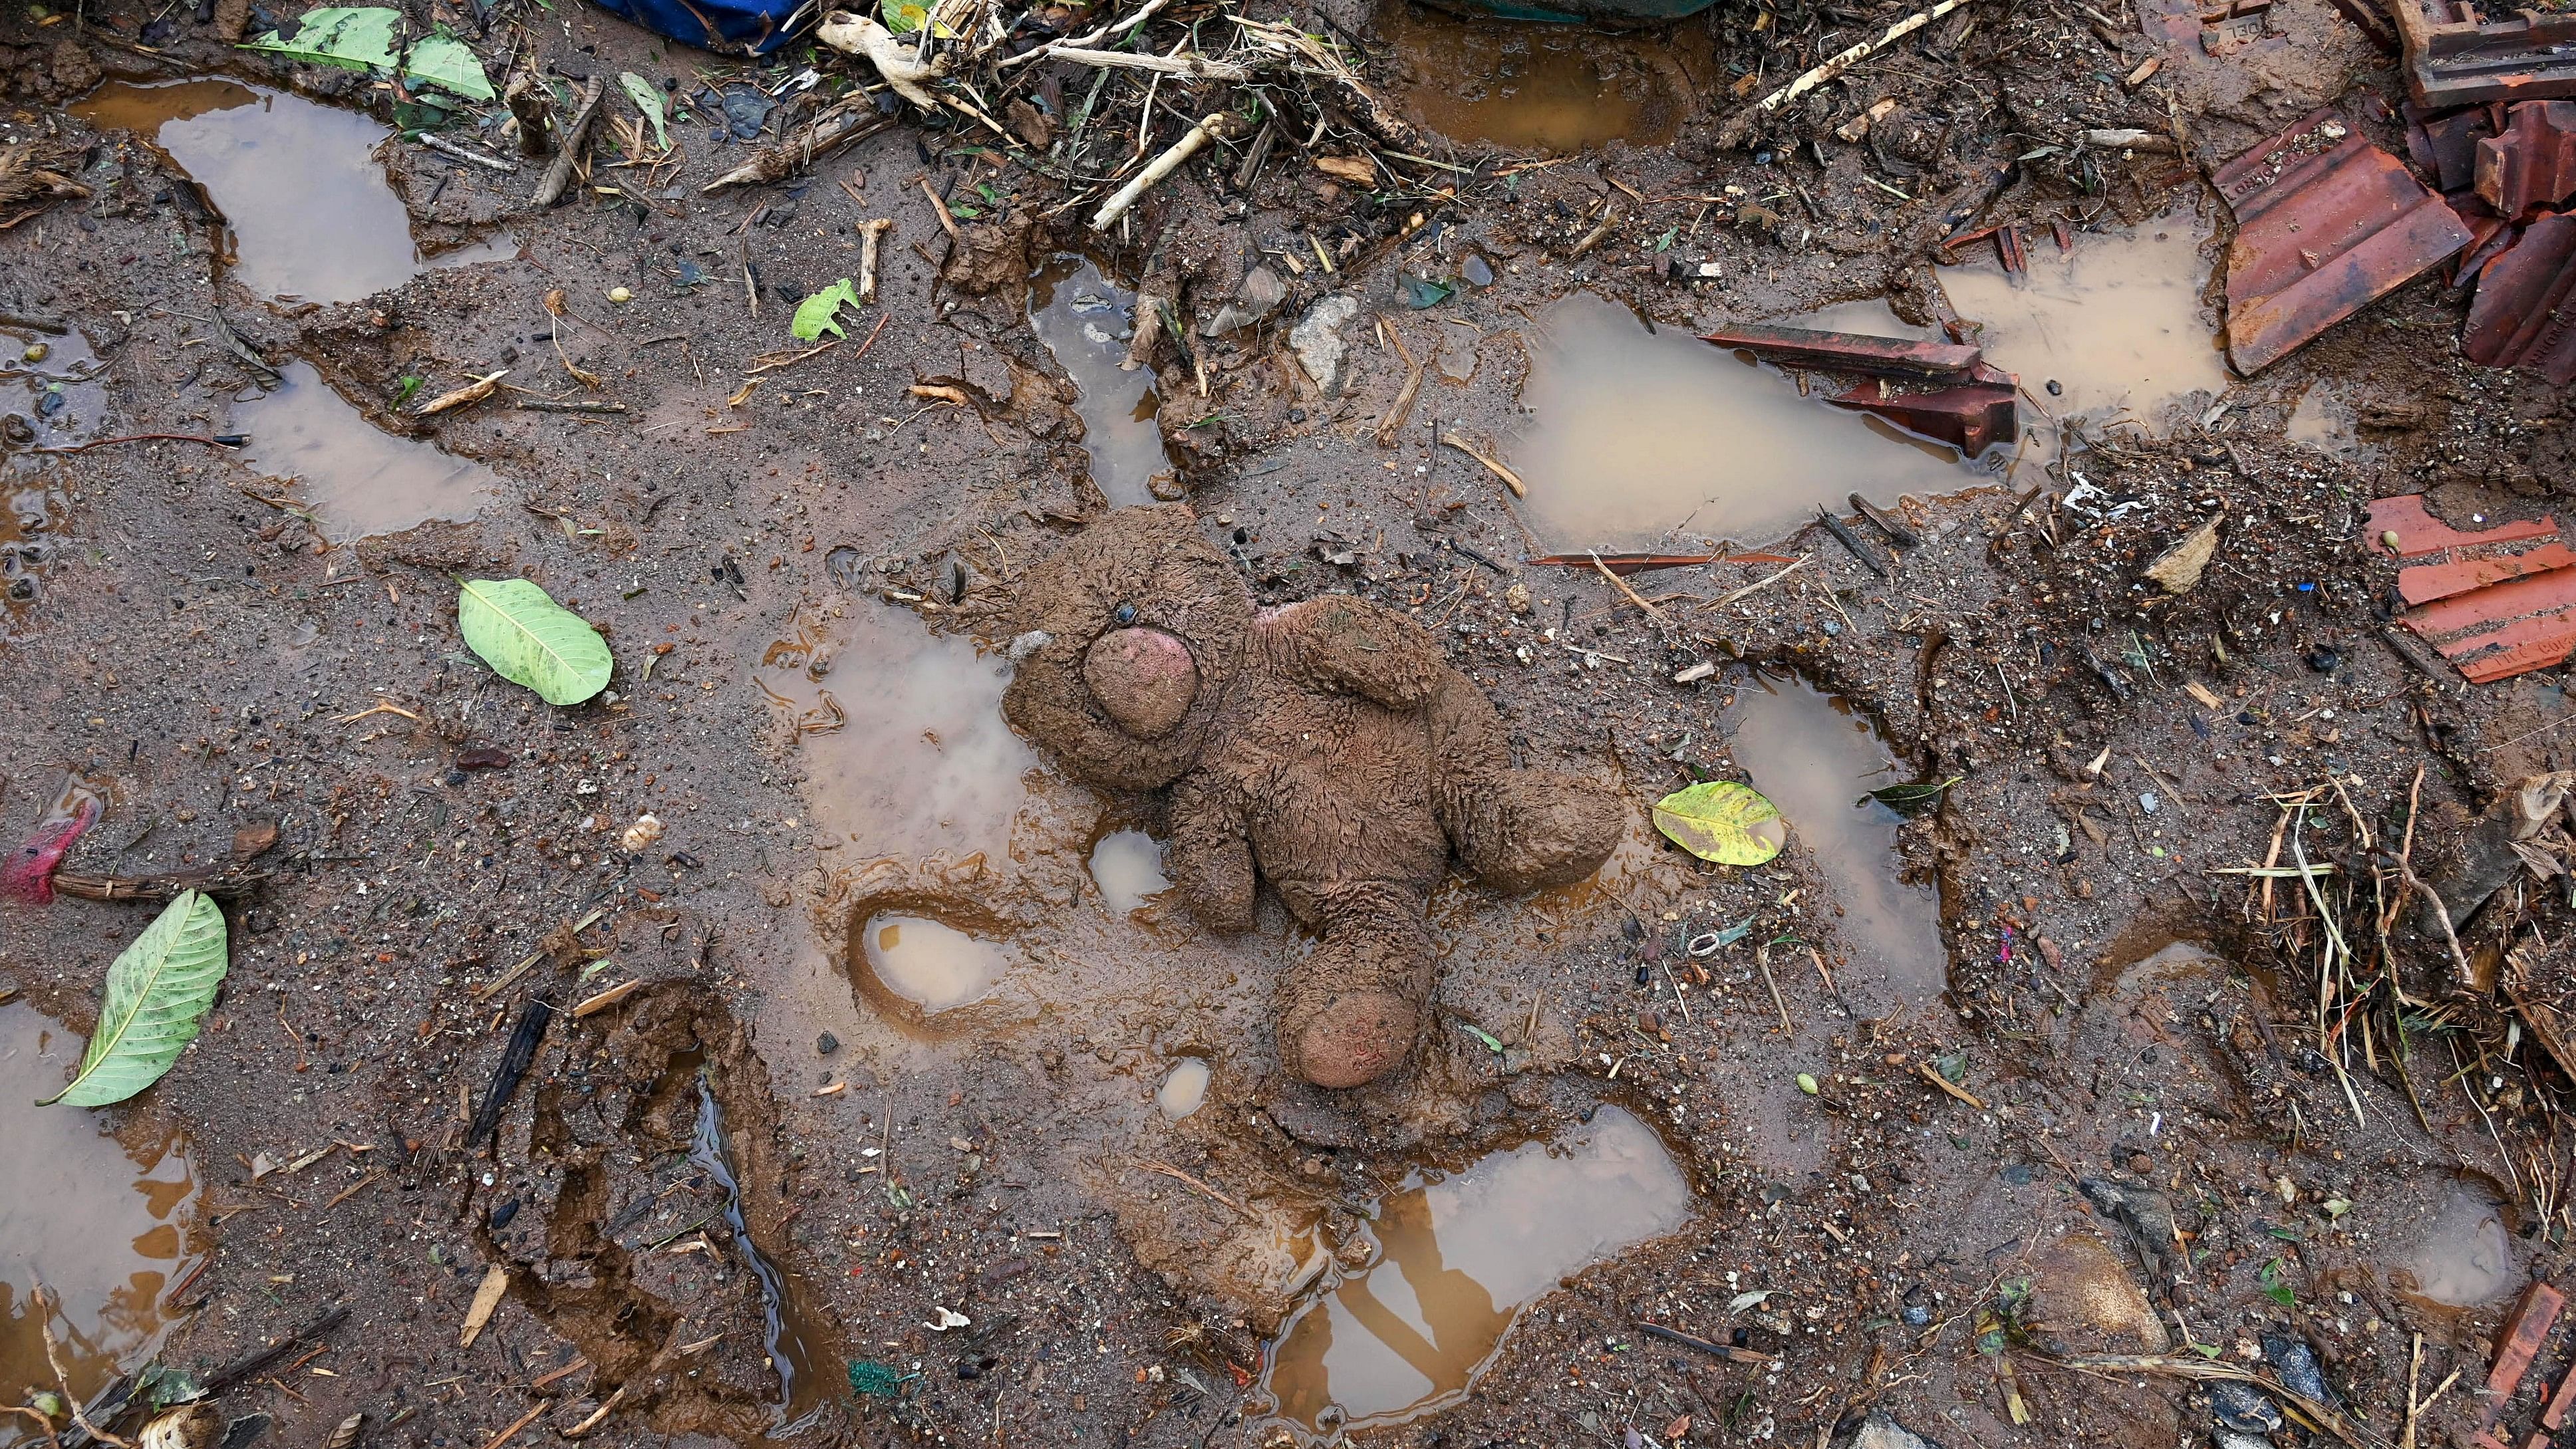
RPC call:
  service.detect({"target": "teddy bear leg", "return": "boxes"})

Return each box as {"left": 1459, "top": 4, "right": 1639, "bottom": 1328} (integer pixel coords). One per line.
{"left": 1274, "top": 886, "right": 1437, "bottom": 1089}
{"left": 1425, "top": 680, "right": 1626, "bottom": 894}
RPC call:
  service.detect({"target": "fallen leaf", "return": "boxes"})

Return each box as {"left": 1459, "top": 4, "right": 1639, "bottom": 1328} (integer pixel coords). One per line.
{"left": 460, "top": 1263, "right": 508, "bottom": 1347}
{"left": 41, "top": 890, "right": 228, "bottom": 1107}
{"left": 792, "top": 279, "right": 863, "bottom": 340}
{"left": 1651, "top": 781, "right": 1785, "bottom": 866}
{"left": 240, "top": 7, "right": 496, "bottom": 101}
{"left": 457, "top": 578, "right": 613, "bottom": 706}
{"left": 619, "top": 72, "right": 668, "bottom": 151}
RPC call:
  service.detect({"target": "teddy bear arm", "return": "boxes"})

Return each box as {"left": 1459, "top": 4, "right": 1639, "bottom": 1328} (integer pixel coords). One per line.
{"left": 1280, "top": 596, "right": 1449, "bottom": 709}
{"left": 1167, "top": 770, "right": 1258, "bottom": 935}
{"left": 1424, "top": 674, "right": 1625, "bottom": 894}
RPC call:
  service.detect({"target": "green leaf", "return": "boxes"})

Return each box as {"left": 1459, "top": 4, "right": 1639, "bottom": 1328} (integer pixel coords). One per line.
{"left": 41, "top": 891, "right": 229, "bottom": 1107}
{"left": 240, "top": 7, "right": 496, "bottom": 101}
{"left": 456, "top": 578, "right": 612, "bottom": 706}
{"left": 2258, "top": 1257, "right": 2295, "bottom": 1307}
{"left": 1463, "top": 1024, "right": 1503, "bottom": 1053}
{"left": 394, "top": 374, "right": 424, "bottom": 406}
{"left": 1866, "top": 775, "right": 1963, "bottom": 816}
{"left": 1651, "top": 781, "right": 1785, "bottom": 866}
{"left": 1399, "top": 273, "right": 1453, "bottom": 309}
{"left": 1795, "top": 1072, "right": 1818, "bottom": 1095}
{"left": 881, "top": 0, "right": 929, "bottom": 31}
{"left": 791, "top": 279, "right": 863, "bottom": 340}
{"left": 620, "top": 72, "right": 668, "bottom": 150}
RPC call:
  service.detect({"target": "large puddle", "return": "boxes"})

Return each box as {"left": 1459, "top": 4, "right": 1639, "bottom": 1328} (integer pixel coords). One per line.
{"left": 756, "top": 605, "right": 1039, "bottom": 865}
{"left": 71, "top": 79, "right": 515, "bottom": 304}
{"left": 1261, "top": 1105, "right": 1691, "bottom": 1434}
{"left": 1937, "top": 206, "right": 2225, "bottom": 444}
{"left": 1028, "top": 256, "right": 1170, "bottom": 507}
{"left": 1725, "top": 676, "right": 1945, "bottom": 1011}
{"left": 1, "top": 1001, "right": 202, "bottom": 1427}
{"left": 1375, "top": 3, "right": 1691, "bottom": 150}
{"left": 229, "top": 361, "right": 502, "bottom": 541}
{"left": 1509, "top": 293, "right": 1975, "bottom": 549}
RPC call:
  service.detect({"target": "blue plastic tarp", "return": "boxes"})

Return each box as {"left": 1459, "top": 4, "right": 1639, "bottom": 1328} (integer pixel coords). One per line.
{"left": 589, "top": 0, "right": 809, "bottom": 55}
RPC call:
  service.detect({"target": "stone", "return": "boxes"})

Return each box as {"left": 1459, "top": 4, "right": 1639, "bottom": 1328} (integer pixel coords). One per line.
{"left": 1838, "top": 1410, "right": 1942, "bottom": 1449}
{"left": 1289, "top": 294, "right": 1359, "bottom": 396}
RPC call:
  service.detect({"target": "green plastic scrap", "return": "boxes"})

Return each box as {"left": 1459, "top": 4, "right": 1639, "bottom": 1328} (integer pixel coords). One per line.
{"left": 847, "top": 1359, "right": 907, "bottom": 1397}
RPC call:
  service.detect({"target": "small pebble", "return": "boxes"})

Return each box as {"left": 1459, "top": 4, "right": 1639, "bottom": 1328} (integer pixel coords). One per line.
{"left": 817, "top": 1031, "right": 839, "bottom": 1055}
{"left": 2128, "top": 1152, "right": 2153, "bottom": 1174}
{"left": 607, "top": 285, "right": 634, "bottom": 303}
{"left": 22, "top": 342, "right": 48, "bottom": 364}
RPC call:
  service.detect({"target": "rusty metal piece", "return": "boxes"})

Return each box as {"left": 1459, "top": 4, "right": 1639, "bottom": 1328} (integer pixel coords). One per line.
{"left": 2368, "top": 494, "right": 2559, "bottom": 557}
{"left": 2466, "top": 211, "right": 2576, "bottom": 381}
{"left": 2214, "top": 108, "right": 2475, "bottom": 373}
{"left": 1828, "top": 376, "right": 2019, "bottom": 454}
{"left": 2400, "top": 541, "right": 2576, "bottom": 604}
{"left": 1698, "top": 324, "right": 1983, "bottom": 378}
{"left": 2392, "top": 0, "right": 2576, "bottom": 108}
{"left": 2479, "top": 100, "right": 2576, "bottom": 214}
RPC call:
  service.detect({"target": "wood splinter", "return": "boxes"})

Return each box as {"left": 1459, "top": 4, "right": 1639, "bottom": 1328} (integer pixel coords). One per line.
{"left": 857, "top": 218, "right": 895, "bottom": 302}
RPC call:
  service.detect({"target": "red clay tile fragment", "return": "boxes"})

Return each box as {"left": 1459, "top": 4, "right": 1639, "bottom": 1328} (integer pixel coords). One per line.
{"left": 1828, "top": 380, "right": 2019, "bottom": 455}
{"left": 2408, "top": 563, "right": 2576, "bottom": 636}
{"left": 2484, "top": 1281, "right": 2565, "bottom": 1424}
{"left": 2215, "top": 109, "right": 2474, "bottom": 373}
{"left": 2366, "top": 494, "right": 2559, "bottom": 558}
{"left": 2478, "top": 100, "right": 2576, "bottom": 215}
{"left": 2390, "top": 0, "right": 2576, "bottom": 108}
{"left": 1697, "top": 325, "right": 1983, "bottom": 379}
{"left": 2438, "top": 618, "right": 2576, "bottom": 682}
{"left": 2539, "top": 1349, "right": 2576, "bottom": 1431}
{"left": 2399, "top": 542, "right": 2576, "bottom": 604}
{"left": 2465, "top": 211, "right": 2576, "bottom": 383}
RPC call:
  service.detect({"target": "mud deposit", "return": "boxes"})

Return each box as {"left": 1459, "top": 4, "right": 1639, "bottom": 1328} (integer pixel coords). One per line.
{"left": 1260, "top": 1105, "right": 1689, "bottom": 1433}
{"left": 1375, "top": 3, "right": 1692, "bottom": 150}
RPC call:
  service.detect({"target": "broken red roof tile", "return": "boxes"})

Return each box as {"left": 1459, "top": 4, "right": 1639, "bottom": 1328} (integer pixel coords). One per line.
{"left": 2408, "top": 561, "right": 2576, "bottom": 635}
{"left": 2464, "top": 211, "right": 2576, "bottom": 383}
{"left": 2214, "top": 110, "right": 2474, "bottom": 373}
{"left": 2408, "top": 101, "right": 2498, "bottom": 192}
{"left": 2441, "top": 615, "right": 2576, "bottom": 683}
{"left": 2478, "top": 100, "right": 2576, "bottom": 215}
{"left": 1697, "top": 325, "right": 1983, "bottom": 380}
{"left": 2400, "top": 541, "right": 2576, "bottom": 604}
{"left": 2366, "top": 494, "right": 2558, "bottom": 557}
{"left": 1828, "top": 378, "right": 2018, "bottom": 456}
{"left": 2391, "top": 0, "right": 2576, "bottom": 109}
{"left": 2486, "top": 1283, "right": 2567, "bottom": 1426}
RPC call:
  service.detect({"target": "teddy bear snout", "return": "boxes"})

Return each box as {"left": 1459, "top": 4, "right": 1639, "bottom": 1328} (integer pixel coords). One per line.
{"left": 1083, "top": 626, "right": 1200, "bottom": 739}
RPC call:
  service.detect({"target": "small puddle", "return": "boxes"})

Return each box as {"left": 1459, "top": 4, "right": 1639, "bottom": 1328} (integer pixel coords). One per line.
{"left": 1375, "top": 2, "right": 1689, "bottom": 151}
{"left": 2394, "top": 1179, "right": 2517, "bottom": 1309}
{"left": 684, "top": 1064, "right": 831, "bottom": 1430}
{"left": 5, "top": 327, "right": 109, "bottom": 453}
{"left": 71, "top": 79, "right": 516, "bottom": 304}
{"left": 756, "top": 606, "right": 1038, "bottom": 864}
{"left": 1157, "top": 1057, "right": 1211, "bottom": 1119}
{"left": 2287, "top": 382, "right": 2376, "bottom": 462}
{"left": 1937, "top": 205, "right": 2225, "bottom": 440}
{"left": 855, "top": 913, "right": 1008, "bottom": 1015}
{"left": 1028, "top": 256, "right": 1169, "bottom": 507}
{"left": 1260, "top": 1105, "right": 1690, "bottom": 1434}
{"left": 1, "top": 1000, "right": 204, "bottom": 1420}
{"left": 1510, "top": 293, "right": 1975, "bottom": 549}
{"left": 1725, "top": 676, "right": 1945, "bottom": 1009}
{"left": 1089, "top": 828, "right": 1170, "bottom": 916}
{"left": 2, "top": 479, "right": 63, "bottom": 626}
{"left": 229, "top": 361, "right": 501, "bottom": 542}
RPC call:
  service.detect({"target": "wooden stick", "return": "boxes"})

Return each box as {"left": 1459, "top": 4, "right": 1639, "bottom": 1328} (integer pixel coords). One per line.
{"left": 1719, "top": 0, "right": 1973, "bottom": 146}
{"left": 857, "top": 217, "right": 894, "bottom": 301}
{"left": 420, "top": 133, "right": 520, "bottom": 174}
{"left": 1044, "top": 45, "right": 1250, "bottom": 79}
{"left": 1590, "top": 551, "right": 1670, "bottom": 625}
{"left": 919, "top": 177, "right": 963, "bottom": 243}
{"left": 1916, "top": 1060, "right": 1987, "bottom": 1109}
{"left": 1438, "top": 430, "right": 1525, "bottom": 497}
{"left": 1700, "top": 553, "right": 1812, "bottom": 610}
{"left": 1090, "top": 113, "right": 1228, "bottom": 233}
{"left": 532, "top": 79, "right": 605, "bottom": 207}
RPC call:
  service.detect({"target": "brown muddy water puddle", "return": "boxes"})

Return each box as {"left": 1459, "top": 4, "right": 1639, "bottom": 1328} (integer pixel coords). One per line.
{"left": 1260, "top": 1105, "right": 1689, "bottom": 1434}
{"left": 71, "top": 80, "right": 517, "bottom": 305}
{"left": 229, "top": 361, "right": 502, "bottom": 541}
{"left": 2394, "top": 1178, "right": 2518, "bottom": 1309}
{"left": 1725, "top": 676, "right": 1945, "bottom": 1012}
{"left": 1937, "top": 206, "right": 2226, "bottom": 448}
{"left": 857, "top": 914, "right": 1008, "bottom": 1015}
{"left": 1, "top": 1001, "right": 203, "bottom": 1431}
{"left": 1029, "top": 256, "right": 1170, "bottom": 507}
{"left": 1510, "top": 293, "right": 1980, "bottom": 549}
{"left": 1156, "top": 1056, "right": 1211, "bottom": 1118}
{"left": 1088, "top": 827, "right": 1170, "bottom": 916}
{"left": 1373, "top": 3, "right": 1691, "bottom": 151}
{"left": 2287, "top": 381, "right": 2376, "bottom": 462}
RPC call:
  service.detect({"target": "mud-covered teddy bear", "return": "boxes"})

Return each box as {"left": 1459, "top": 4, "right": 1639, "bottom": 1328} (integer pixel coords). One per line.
{"left": 1002, "top": 505, "right": 1623, "bottom": 1088}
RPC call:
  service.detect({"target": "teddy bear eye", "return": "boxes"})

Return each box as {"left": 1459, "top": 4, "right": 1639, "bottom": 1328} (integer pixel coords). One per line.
{"left": 1111, "top": 602, "right": 1137, "bottom": 626}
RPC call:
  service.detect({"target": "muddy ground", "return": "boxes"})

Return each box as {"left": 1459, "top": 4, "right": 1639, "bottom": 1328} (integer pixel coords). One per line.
{"left": 3, "top": 0, "right": 2575, "bottom": 1445}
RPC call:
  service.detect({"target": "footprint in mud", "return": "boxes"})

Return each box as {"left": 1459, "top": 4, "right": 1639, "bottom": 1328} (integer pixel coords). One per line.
{"left": 1260, "top": 1105, "right": 1691, "bottom": 1433}
{"left": 228, "top": 362, "right": 503, "bottom": 541}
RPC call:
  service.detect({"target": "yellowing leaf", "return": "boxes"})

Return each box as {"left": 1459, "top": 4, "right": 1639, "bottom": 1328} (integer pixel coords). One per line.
{"left": 457, "top": 578, "right": 611, "bottom": 706}
{"left": 41, "top": 891, "right": 229, "bottom": 1107}
{"left": 1651, "top": 781, "right": 1785, "bottom": 866}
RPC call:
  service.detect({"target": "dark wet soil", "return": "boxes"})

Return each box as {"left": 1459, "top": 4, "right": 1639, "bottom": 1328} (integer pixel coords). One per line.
{"left": 3, "top": 0, "right": 2575, "bottom": 1445}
